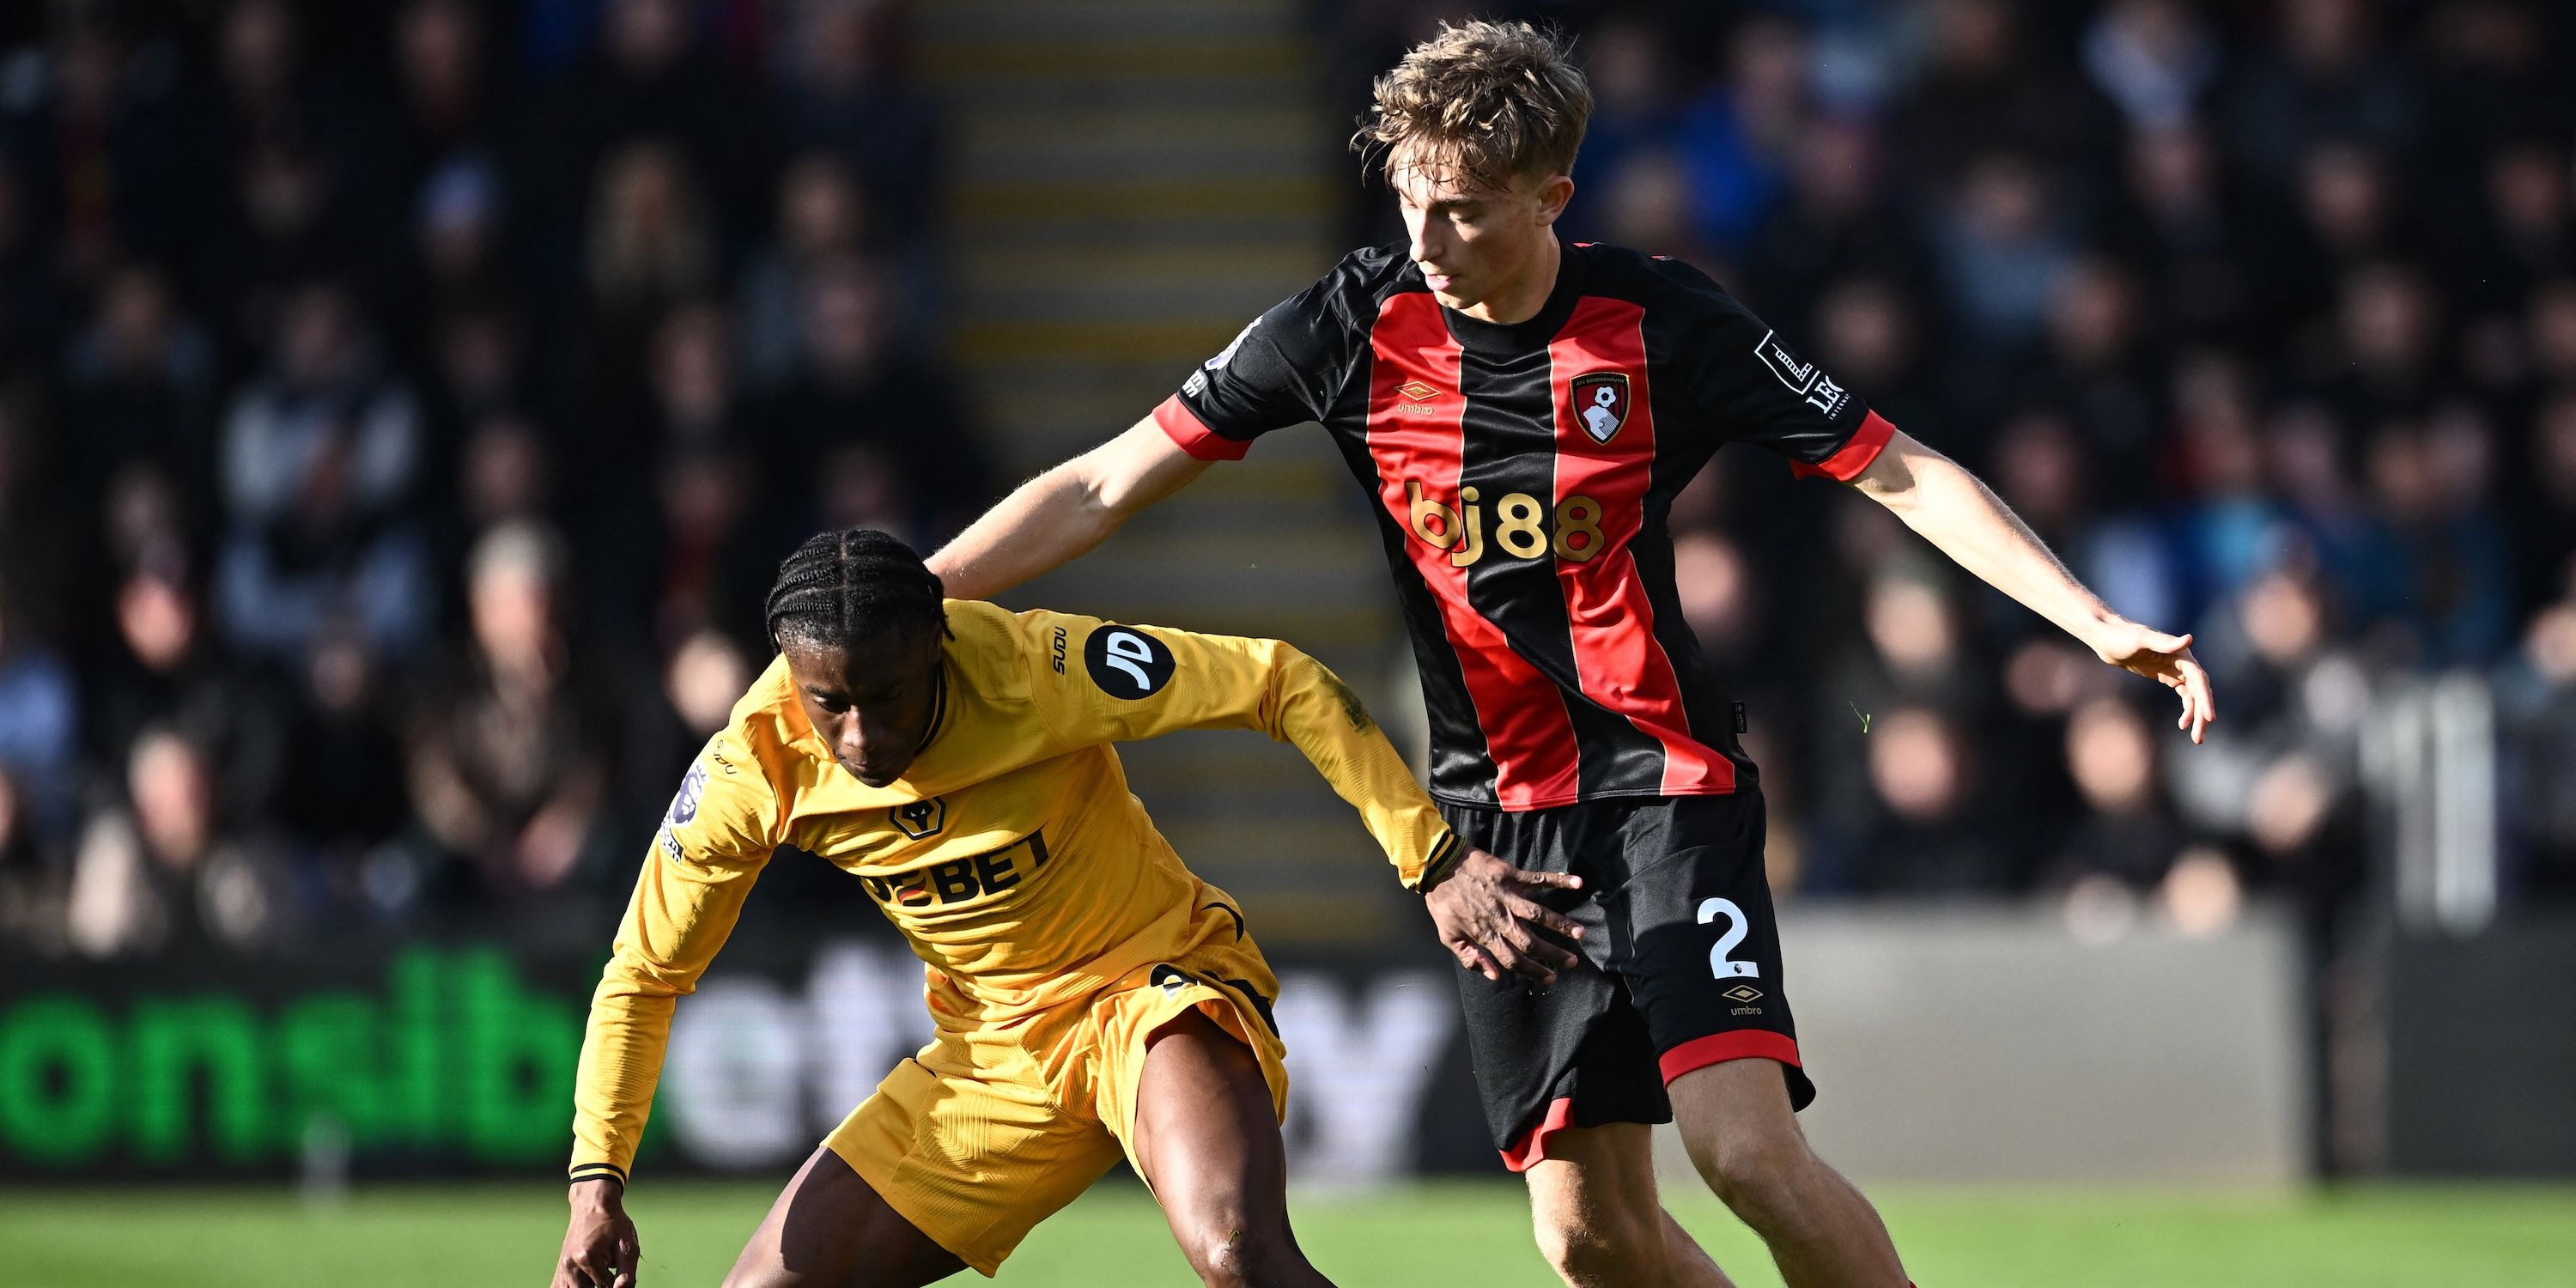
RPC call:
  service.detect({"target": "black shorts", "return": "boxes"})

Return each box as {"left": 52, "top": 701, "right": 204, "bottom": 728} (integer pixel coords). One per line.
{"left": 1439, "top": 787, "right": 1816, "bottom": 1170}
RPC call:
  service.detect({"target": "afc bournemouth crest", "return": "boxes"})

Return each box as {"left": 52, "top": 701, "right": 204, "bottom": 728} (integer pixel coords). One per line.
{"left": 1571, "top": 371, "right": 1631, "bottom": 444}
{"left": 891, "top": 796, "right": 946, "bottom": 841}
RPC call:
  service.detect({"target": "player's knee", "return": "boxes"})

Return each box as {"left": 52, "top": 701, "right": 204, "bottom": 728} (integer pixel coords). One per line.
{"left": 1179, "top": 1223, "right": 1304, "bottom": 1288}
{"left": 1532, "top": 1207, "right": 1661, "bottom": 1287}
{"left": 1686, "top": 1126, "right": 1814, "bottom": 1217}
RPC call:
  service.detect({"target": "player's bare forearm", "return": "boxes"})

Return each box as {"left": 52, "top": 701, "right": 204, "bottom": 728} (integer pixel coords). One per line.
{"left": 929, "top": 416, "right": 1213, "bottom": 600}
{"left": 1850, "top": 429, "right": 2117, "bottom": 646}
{"left": 1850, "top": 428, "right": 2217, "bottom": 741}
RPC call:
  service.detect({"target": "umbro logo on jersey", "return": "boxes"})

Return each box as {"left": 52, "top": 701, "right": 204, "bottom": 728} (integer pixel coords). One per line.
{"left": 1397, "top": 380, "right": 1439, "bottom": 402}
{"left": 1571, "top": 371, "right": 1631, "bottom": 444}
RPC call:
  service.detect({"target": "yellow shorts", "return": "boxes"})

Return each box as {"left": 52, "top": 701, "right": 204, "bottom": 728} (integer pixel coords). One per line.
{"left": 822, "top": 928, "right": 1289, "bottom": 1276}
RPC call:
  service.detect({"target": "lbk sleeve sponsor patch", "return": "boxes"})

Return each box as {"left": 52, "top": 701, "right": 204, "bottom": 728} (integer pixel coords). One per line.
{"left": 1753, "top": 329, "right": 1851, "bottom": 419}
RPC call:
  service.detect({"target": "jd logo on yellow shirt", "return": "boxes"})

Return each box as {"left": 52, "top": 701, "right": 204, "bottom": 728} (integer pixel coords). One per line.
{"left": 1085, "top": 626, "right": 1174, "bottom": 698}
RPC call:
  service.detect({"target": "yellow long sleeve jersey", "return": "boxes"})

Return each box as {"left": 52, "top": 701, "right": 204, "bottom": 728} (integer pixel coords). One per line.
{"left": 567, "top": 600, "right": 1460, "bottom": 1184}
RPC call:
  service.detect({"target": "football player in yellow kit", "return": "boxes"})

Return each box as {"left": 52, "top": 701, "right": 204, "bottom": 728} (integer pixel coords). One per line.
{"left": 550, "top": 529, "right": 1579, "bottom": 1288}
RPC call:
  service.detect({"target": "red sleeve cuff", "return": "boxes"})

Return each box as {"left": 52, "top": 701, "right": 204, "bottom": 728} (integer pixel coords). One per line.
{"left": 1789, "top": 410, "right": 1896, "bottom": 482}
{"left": 1658, "top": 1030, "right": 1801, "bottom": 1084}
{"left": 1151, "top": 394, "right": 1250, "bottom": 462}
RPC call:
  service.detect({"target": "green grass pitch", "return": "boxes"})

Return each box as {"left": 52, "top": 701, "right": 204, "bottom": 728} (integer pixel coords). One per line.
{"left": 7, "top": 1179, "right": 2573, "bottom": 1286}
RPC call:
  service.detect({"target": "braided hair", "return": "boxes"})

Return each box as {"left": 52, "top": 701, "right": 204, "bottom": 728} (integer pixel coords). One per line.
{"left": 762, "top": 528, "right": 947, "bottom": 653}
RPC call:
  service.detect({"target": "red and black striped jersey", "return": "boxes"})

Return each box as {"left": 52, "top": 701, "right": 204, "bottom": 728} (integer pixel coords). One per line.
{"left": 1151, "top": 241, "right": 1896, "bottom": 811}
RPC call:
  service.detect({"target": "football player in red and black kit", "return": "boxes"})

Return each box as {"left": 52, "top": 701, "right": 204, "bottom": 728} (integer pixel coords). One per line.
{"left": 933, "top": 21, "right": 2215, "bottom": 1288}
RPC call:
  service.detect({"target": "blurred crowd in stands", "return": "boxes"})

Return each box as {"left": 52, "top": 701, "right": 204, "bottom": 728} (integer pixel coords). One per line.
{"left": 4, "top": 0, "right": 2575, "bottom": 961}
{"left": 0, "top": 0, "right": 981, "bottom": 956}
{"left": 1331, "top": 0, "right": 2576, "bottom": 924}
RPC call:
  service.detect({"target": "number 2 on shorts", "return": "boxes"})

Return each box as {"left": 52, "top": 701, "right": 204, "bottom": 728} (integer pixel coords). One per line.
{"left": 1697, "top": 896, "right": 1759, "bottom": 979}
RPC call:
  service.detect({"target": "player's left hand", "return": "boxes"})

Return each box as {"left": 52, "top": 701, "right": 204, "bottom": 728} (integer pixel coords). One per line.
{"left": 556, "top": 1179, "right": 641, "bottom": 1288}
{"left": 2090, "top": 618, "right": 2218, "bottom": 744}
{"left": 1422, "top": 848, "right": 1586, "bottom": 986}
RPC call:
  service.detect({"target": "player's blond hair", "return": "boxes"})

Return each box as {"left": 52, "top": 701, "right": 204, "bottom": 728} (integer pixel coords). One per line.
{"left": 1354, "top": 19, "right": 1593, "bottom": 190}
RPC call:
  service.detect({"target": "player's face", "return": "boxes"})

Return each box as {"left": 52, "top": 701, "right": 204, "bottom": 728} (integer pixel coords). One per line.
{"left": 1389, "top": 153, "right": 1571, "bottom": 313}
{"left": 782, "top": 627, "right": 944, "bottom": 787}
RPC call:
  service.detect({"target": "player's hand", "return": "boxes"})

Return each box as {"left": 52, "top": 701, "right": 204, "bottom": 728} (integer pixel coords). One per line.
{"left": 2090, "top": 618, "right": 2218, "bottom": 744}
{"left": 556, "top": 1179, "right": 641, "bottom": 1288}
{"left": 1423, "top": 848, "right": 1585, "bottom": 986}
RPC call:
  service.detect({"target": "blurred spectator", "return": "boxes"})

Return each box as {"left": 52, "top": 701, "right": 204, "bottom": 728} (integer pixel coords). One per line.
{"left": 407, "top": 522, "right": 617, "bottom": 902}
{"left": 65, "top": 724, "right": 295, "bottom": 957}
{"left": 276, "top": 633, "right": 415, "bottom": 919}
{"left": 774, "top": 0, "right": 937, "bottom": 241}
{"left": 577, "top": 138, "right": 716, "bottom": 439}
{"left": 649, "top": 299, "right": 743, "bottom": 451}
{"left": 0, "top": 571, "right": 77, "bottom": 847}
{"left": 2111, "top": 123, "right": 2260, "bottom": 344}
{"left": 1803, "top": 562, "right": 2011, "bottom": 891}
{"left": 2167, "top": 350, "right": 2293, "bottom": 620}
{"left": 2052, "top": 696, "right": 2192, "bottom": 892}
{"left": 2018, "top": 258, "right": 2165, "bottom": 484}
{"left": 379, "top": 0, "right": 504, "bottom": 213}
{"left": 2514, "top": 392, "right": 2576, "bottom": 613}
{"left": 1674, "top": 15, "right": 1806, "bottom": 255}
{"left": 1931, "top": 152, "right": 2078, "bottom": 352}
{"left": 2222, "top": 0, "right": 2421, "bottom": 192}
{"left": 214, "top": 281, "right": 433, "bottom": 664}
{"left": 202, "top": 0, "right": 367, "bottom": 346}
{"left": 2082, "top": 0, "right": 2220, "bottom": 131}
{"left": 59, "top": 264, "right": 216, "bottom": 517}
{"left": 1742, "top": 118, "right": 1923, "bottom": 337}
{"left": 765, "top": 254, "right": 989, "bottom": 538}
{"left": 0, "top": 768, "right": 58, "bottom": 951}
{"left": 2271, "top": 143, "right": 2427, "bottom": 339}
{"left": 1891, "top": 0, "right": 2111, "bottom": 186}
{"left": 1566, "top": 16, "right": 1679, "bottom": 203}
{"left": 739, "top": 152, "right": 872, "bottom": 389}
{"left": 2348, "top": 411, "right": 2514, "bottom": 666}
{"left": 0, "top": 15, "right": 192, "bottom": 280}
{"left": 86, "top": 560, "right": 287, "bottom": 832}
{"left": 538, "top": 0, "right": 769, "bottom": 252}
{"left": 2462, "top": 139, "right": 2576, "bottom": 313}
{"left": 2166, "top": 559, "right": 2371, "bottom": 917}
{"left": 2495, "top": 576, "right": 2576, "bottom": 897}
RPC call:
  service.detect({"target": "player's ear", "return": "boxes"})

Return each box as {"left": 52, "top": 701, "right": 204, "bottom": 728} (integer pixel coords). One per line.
{"left": 1534, "top": 173, "right": 1574, "bottom": 226}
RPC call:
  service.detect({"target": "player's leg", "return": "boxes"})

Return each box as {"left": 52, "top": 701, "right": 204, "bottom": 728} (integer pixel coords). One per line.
{"left": 1128, "top": 1008, "right": 1333, "bottom": 1288}
{"left": 720, "top": 1145, "right": 966, "bottom": 1288}
{"left": 1520, "top": 1121, "right": 1737, "bottom": 1288}
{"left": 1613, "top": 790, "right": 1908, "bottom": 1288}
{"left": 1445, "top": 799, "right": 1726, "bottom": 1286}
{"left": 1667, "top": 1058, "right": 1905, "bottom": 1287}
{"left": 763, "top": 1029, "right": 1119, "bottom": 1284}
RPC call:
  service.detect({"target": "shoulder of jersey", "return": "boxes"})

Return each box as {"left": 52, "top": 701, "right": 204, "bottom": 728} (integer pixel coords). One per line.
{"left": 943, "top": 598, "right": 1042, "bottom": 702}
{"left": 1322, "top": 243, "right": 1421, "bottom": 301}
{"left": 1577, "top": 240, "right": 1730, "bottom": 303}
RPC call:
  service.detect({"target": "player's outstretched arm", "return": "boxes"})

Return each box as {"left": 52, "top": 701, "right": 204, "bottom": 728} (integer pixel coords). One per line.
{"left": 554, "top": 1178, "right": 640, "bottom": 1288}
{"left": 1027, "top": 611, "right": 1584, "bottom": 981}
{"left": 927, "top": 416, "right": 1213, "bottom": 601}
{"left": 1849, "top": 427, "right": 2217, "bottom": 743}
